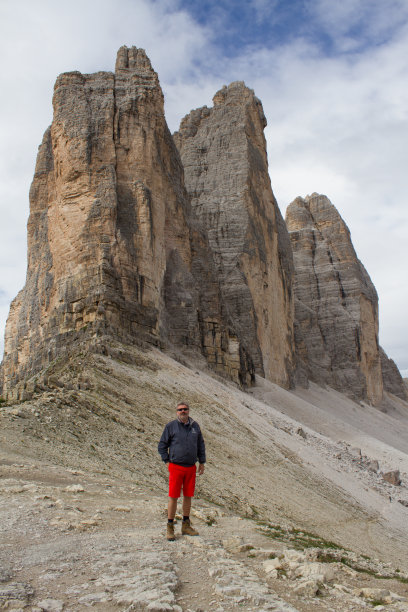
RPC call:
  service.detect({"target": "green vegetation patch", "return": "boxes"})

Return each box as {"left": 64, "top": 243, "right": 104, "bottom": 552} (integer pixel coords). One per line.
{"left": 258, "top": 522, "right": 340, "bottom": 550}
{"left": 257, "top": 521, "right": 408, "bottom": 585}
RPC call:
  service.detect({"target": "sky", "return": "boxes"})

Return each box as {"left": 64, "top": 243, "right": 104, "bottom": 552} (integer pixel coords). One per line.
{"left": 0, "top": 0, "right": 407, "bottom": 376}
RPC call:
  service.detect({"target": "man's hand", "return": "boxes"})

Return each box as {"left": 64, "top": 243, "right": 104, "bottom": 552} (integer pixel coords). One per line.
{"left": 198, "top": 463, "right": 205, "bottom": 475}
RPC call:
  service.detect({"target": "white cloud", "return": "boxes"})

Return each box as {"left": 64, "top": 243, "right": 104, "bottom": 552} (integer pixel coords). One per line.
{"left": 0, "top": 0, "right": 407, "bottom": 377}
{"left": 307, "top": 0, "right": 408, "bottom": 51}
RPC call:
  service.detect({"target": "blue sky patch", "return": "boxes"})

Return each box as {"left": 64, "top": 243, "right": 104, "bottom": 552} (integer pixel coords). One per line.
{"left": 177, "top": 0, "right": 407, "bottom": 58}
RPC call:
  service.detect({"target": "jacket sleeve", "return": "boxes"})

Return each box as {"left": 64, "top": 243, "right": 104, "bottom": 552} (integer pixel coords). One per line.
{"left": 197, "top": 427, "right": 206, "bottom": 464}
{"left": 158, "top": 424, "right": 171, "bottom": 462}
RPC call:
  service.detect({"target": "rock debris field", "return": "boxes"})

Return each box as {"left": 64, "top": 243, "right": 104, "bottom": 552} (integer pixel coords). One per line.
{"left": 1, "top": 344, "right": 408, "bottom": 611}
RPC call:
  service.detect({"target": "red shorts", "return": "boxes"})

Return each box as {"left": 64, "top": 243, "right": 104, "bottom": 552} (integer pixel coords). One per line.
{"left": 168, "top": 462, "right": 196, "bottom": 498}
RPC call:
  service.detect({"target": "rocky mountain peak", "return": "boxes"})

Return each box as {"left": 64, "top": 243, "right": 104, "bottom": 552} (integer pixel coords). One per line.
{"left": 115, "top": 45, "right": 155, "bottom": 76}
{"left": 175, "top": 81, "right": 295, "bottom": 389}
{"left": 287, "top": 193, "right": 378, "bottom": 304}
{"left": 287, "top": 193, "right": 335, "bottom": 230}
{"left": 1, "top": 48, "right": 259, "bottom": 400}
{"left": 286, "top": 193, "right": 383, "bottom": 403}
{"left": 1, "top": 48, "right": 405, "bottom": 406}
{"left": 212, "top": 81, "right": 267, "bottom": 127}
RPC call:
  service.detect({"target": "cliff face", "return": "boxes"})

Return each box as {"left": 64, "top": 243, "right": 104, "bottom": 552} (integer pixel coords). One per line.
{"left": 380, "top": 348, "right": 408, "bottom": 401}
{"left": 174, "top": 82, "right": 295, "bottom": 389}
{"left": 2, "top": 48, "right": 405, "bottom": 404}
{"left": 286, "top": 194, "right": 383, "bottom": 404}
{"left": 1, "top": 47, "right": 255, "bottom": 398}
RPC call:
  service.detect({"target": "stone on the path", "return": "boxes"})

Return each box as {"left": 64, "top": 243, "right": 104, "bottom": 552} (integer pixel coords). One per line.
{"left": 222, "top": 536, "right": 252, "bottom": 553}
{"left": 78, "top": 592, "right": 111, "bottom": 605}
{"left": 36, "top": 599, "right": 65, "bottom": 612}
{"left": 353, "top": 587, "right": 390, "bottom": 600}
{"left": 283, "top": 549, "right": 306, "bottom": 564}
{"left": 367, "top": 459, "right": 379, "bottom": 472}
{"left": 293, "top": 561, "right": 335, "bottom": 583}
{"left": 292, "top": 579, "right": 321, "bottom": 597}
{"left": 249, "top": 548, "right": 280, "bottom": 560}
{"left": 382, "top": 470, "right": 401, "bottom": 485}
{"left": 78, "top": 518, "right": 100, "bottom": 529}
{"left": 64, "top": 484, "right": 84, "bottom": 493}
{"left": 0, "top": 582, "right": 34, "bottom": 606}
{"left": 263, "top": 558, "right": 282, "bottom": 573}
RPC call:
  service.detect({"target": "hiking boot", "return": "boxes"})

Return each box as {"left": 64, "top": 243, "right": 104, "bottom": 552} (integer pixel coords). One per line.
{"left": 166, "top": 522, "right": 175, "bottom": 541}
{"left": 181, "top": 518, "right": 199, "bottom": 536}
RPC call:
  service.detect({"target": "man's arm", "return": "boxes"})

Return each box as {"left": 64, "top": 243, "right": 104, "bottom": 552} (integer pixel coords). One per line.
{"left": 158, "top": 424, "right": 171, "bottom": 463}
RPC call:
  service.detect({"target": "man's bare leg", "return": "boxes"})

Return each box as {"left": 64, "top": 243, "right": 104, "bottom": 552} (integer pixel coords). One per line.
{"left": 168, "top": 496, "right": 178, "bottom": 520}
{"left": 166, "top": 497, "right": 178, "bottom": 541}
{"left": 182, "top": 496, "right": 192, "bottom": 517}
{"left": 181, "top": 496, "right": 198, "bottom": 535}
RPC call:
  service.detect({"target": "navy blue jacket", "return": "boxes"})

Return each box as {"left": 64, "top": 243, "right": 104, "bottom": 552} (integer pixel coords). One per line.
{"left": 158, "top": 418, "right": 206, "bottom": 467}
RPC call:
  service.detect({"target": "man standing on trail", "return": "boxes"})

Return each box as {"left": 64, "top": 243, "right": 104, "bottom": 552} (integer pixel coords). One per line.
{"left": 158, "top": 401, "right": 206, "bottom": 541}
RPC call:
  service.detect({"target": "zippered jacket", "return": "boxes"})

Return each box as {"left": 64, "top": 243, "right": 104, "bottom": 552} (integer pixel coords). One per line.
{"left": 158, "top": 418, "right": 206, "bottom": 467}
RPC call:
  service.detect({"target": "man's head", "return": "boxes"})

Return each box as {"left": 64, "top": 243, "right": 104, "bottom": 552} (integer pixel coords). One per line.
{"left": 176, "top": 402, "right": 190, "bottom": 423}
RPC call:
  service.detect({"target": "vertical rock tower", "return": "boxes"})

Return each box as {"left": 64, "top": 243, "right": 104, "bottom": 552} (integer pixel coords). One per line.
{"left": 286, "top": 194, "right": 383, "bottom": 404}
{"left": 174, "top": 82, "right": 295, "bottom": 388}
{"left": 1, "top": 47, "right": 255, "bottom": 398}
{"left": 3, "top": 47, "right": 403, "bottom": 404}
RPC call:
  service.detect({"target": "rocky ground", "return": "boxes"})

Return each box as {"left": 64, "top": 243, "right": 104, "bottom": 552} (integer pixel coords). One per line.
{"left": 1, "top": 342, "right": 408, "bottom": 611}
{"left": 1, "top": 459, "right": 408, "bottom": 612}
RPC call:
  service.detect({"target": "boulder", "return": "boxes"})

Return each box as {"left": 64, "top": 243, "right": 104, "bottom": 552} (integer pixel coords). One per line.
{"left": 382, "top": 470, "right": 401, "bottom": 486}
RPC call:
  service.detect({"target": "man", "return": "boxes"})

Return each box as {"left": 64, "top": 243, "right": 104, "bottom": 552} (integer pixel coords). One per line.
{"left": 158, "top": 401, "right": 206, "bottom": 541}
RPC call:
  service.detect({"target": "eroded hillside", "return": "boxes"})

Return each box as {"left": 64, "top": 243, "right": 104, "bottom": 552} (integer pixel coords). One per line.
{"left": 1, "top": 341, "right": 408, "bottom": 610}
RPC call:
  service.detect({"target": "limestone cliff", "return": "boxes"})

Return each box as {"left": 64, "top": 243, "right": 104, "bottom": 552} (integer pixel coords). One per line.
{"left": 1, "top": 47, "right": 254, "bottom": 399}
{"left": 380, "top": 348, "right": 408, "bottom": 401}
{"left": 174, "top": 82, "right": 295, "bottom": 389}
{"left": 2, "top": 48, "right": 405, "bottom": 405}
{"left": 286, "top": 194, "right": 384, "bottom": 404}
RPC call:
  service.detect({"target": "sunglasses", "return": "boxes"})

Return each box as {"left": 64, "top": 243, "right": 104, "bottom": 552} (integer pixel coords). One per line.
{"left": 177, "top": 408, "right": 189, "bottom": 412}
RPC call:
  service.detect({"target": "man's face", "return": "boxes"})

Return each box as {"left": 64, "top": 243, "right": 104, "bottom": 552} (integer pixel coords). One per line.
{"left": 177, "top": 404, "right": 189, "bottom": 423}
